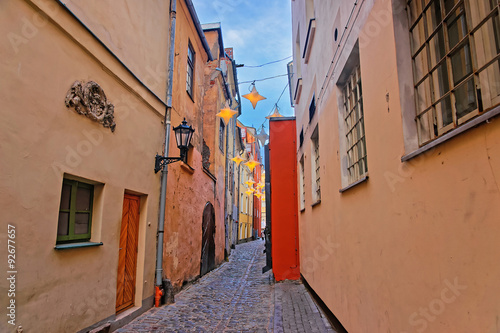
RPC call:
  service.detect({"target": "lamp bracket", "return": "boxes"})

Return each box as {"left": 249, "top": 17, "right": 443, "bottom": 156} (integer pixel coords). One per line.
{"left": 154, "top": 154, "right": 183, "bottom": 173}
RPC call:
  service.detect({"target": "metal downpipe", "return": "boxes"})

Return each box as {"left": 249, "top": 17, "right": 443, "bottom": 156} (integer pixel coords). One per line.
{"left": 156, "top": 0, "right": 177, "bottom": 293}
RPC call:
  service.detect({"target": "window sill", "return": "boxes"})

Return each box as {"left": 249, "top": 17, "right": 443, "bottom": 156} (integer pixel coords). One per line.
{"left": 294, "top": 78, "right": 303, "bottom": 103}
{"left": 300, "top": 207, "right": 306, "bottom": 213}
{"left": 302, "top": 18, "right": 316, "bottom": 64}
{"left": 203, "top": 167, "right": 217, "bottom": 182}
{"left": 187, "top": 90, "right": 194, "bottom": 103}
{"left": 180, "top": 161, "right": 195, "bottom": 174}
{"left": 54, "top": 242, "right": 103, "bottom": 250}
{"left": 402, "top": 106, "right": 500, "bottom": 162}
{"left": 339, "top": 175, "right": 369, "bottom": 193}
{"left": 311, "top": 200, "right": 321, "bottom": 208}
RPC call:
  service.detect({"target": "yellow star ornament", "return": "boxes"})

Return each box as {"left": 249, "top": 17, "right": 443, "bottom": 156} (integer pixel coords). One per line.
{"left": 244, "top": 159, "right": 261, "bottom": 172}
{"left": 216, "top": 106, "right": 238, "bottom": 124}
{"left": 242, "top": 85, "right": 266, "bottom": 109}
{"left": 245, "top": 189, "right": 255, "bottom": 196}
{"left": 265, "top": 106, "right": 284, "bottom": 119}
{"left": 231, "top": 155, "right": 244, "bottom": 166}
{"left": 245, "top": 179, "right": 255, "bottom": 187}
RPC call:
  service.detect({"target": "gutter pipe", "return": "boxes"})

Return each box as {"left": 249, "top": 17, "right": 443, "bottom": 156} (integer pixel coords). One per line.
{"left": 155, "top": 0, "right": 177, "bottom": 303}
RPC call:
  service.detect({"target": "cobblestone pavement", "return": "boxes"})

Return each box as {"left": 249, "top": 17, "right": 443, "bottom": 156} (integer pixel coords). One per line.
{"left": 116, "top": 240, "right": 335, "bottom": 333}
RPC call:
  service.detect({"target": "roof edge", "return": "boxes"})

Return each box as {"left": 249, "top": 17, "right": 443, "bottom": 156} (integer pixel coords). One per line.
{"left": 184, "top": 0, "right": 213, "bottom": 61}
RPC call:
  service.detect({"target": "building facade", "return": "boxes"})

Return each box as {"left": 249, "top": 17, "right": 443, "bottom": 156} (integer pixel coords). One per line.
{"left": 291, "top": 0, "right": 500, "bottom": 332}
{"left": 1, "top": 0, "right": 242, "bottom": 331}
{"left": 237, "top": 122, "right": 254, "bottom": 242}
{"left": 160, "top": 0, "right": 222, "bottom": 291}
{"left": 1, "top": 0, "right": 170, "bottom": 331}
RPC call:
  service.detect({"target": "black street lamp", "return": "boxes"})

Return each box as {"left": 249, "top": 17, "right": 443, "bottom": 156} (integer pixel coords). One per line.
{"left": 155, "top": 118, "right": 195, "bottom": 173}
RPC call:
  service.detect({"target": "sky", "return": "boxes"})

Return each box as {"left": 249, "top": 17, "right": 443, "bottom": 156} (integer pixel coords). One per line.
{"left": 191, "top": 0, "right": 293, "bottom": 131}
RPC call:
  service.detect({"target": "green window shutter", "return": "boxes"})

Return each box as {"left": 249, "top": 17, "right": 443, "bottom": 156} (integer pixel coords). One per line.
{"left": 57, "top": 179, "right": 93, "bottom": 243}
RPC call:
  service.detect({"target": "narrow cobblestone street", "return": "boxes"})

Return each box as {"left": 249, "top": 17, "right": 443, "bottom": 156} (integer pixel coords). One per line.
{"left": 116, "top": 240, "right": 335, "bottom": 332}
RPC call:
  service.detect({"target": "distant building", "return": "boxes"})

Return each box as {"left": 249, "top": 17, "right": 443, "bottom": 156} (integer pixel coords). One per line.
{"left": 291, "top": 0, "right": 500, "bottom": 332}
{"left": 236, "top": 122, "right": 263, "bottom": 242}
{"left": 268, "top": 117, "right": 300, "bottom": 281}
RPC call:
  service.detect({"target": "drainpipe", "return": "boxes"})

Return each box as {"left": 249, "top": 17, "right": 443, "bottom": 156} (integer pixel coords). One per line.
{"left": 224, "top": 114, "right": 231, "bottom": 258}
{"left": 155, "top": 0, "right": 177, "bottom": 305}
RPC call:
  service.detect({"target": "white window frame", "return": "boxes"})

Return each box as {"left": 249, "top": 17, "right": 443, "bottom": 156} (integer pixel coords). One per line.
{"left": 310, "top": 126, "right": 321, "bottom": 203}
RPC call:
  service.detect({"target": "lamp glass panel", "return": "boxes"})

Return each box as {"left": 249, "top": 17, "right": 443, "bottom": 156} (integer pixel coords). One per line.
{"left": 175, "top": 130, "right": 182, "bottom": 149}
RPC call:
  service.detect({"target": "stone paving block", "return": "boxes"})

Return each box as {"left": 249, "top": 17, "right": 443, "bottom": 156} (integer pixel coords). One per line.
{"left": 117, "top": 240, "right": 335, "bottom": 333}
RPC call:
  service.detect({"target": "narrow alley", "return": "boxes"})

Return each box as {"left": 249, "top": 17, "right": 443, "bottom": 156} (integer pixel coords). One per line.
{"left": 116, "top": 240, "right": 335, "bottom": 333}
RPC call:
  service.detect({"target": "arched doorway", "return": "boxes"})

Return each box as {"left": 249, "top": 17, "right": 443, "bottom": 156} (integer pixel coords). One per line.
{"left": 200, "top": 202, "right": 216, "bottom": 276}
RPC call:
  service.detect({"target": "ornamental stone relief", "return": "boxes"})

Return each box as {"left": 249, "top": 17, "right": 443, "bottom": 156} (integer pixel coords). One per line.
{"left": 65, "top": 80, "right": 116, "bottom": 132}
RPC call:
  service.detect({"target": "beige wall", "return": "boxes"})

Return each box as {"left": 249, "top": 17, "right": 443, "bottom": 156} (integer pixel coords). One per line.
{"left": 292, "top": 0, "right": 500, "bottom": 332}
{"left": 0, "top": 0, "right": 166, "bottom": 331}
{"left": 62, "top": 0, "right": 170, "bottom": 99}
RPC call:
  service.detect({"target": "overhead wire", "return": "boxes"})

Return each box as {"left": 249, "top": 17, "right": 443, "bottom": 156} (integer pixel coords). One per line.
{"left": 238, "top": 74, "right": 289, "bottom": 85}
{"left": 241, "top": 56, "right": 292, "bottom": 68}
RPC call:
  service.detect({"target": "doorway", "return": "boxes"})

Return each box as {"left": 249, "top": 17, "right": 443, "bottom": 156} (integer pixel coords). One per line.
{"left": 116, "top": 194, "right": 140, "bottom": 313}
{"left": 200, "top": 202, "right": 216, "bottom": 276}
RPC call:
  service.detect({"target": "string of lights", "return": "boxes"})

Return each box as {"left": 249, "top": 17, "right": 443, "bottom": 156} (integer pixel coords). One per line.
{"left": 255, "top": 82, "right": 289, "bottom": 130}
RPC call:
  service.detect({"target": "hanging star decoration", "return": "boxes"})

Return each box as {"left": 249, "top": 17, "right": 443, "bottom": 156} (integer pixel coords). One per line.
{"left": 255, "top": 192, "right": 262, "bottom": 199}
{"left": 242, "top": 83, "right": 266, "bottom": 109}
{"left": 244, "top": 158, "right": 260, "bottom": 172}
{"left": 245, "top": 188, "right": 255, "bottom": 196}
{"left": 245, "top": 179, "right": 255, "bottom": 187}
{"left": 256, "top": 182, "right": 265, "bottom": 189}
{"left": 265, "top": 105, "right": 284, "bottom": 119}
{"left": 231, "top": 155, "right": 245, "bottom": 166}
{"left": 216, "top": 102, "right": 238, "bottom": 124}
{"left": 256, "top": 126, "right": 269, "bottom": 146}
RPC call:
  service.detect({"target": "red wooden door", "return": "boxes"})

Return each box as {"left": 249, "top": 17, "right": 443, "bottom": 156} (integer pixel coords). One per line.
{"left": 116, "top": 194, "right": 140, "bottom": 313}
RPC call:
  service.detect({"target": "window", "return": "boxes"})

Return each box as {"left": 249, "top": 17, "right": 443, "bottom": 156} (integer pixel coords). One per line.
{"left": 343, "top": 65, "right": 368, "bottom": 184}
{"left": 219, "top": 120, "right": 225, "bottom": 152}
{"left": 299, "top": 128, "right": 304, "bottom": 147}
{"left": 240, "top": 193, "right": 244, "bottom": 213}
{"left": 309, "top": 94, "right": 316, "bottom": 122}
{"left": 299, "top": 155, "right": 305, "bottom": 210}
{"left": 408, "top": 0, "right": 500, "bottom": 145}
{"left": 311, "top": 127, "right": 321, "bottom": 203}
{"left": 186, "top": 42, "right": 195, "bottom": 98}
{"left": 57, "top": 179, "right": 93, "bottom": 243}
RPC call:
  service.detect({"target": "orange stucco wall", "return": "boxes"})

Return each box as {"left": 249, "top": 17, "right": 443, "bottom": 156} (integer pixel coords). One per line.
{"left": 161, "top": 0, "right": 225, "bottom": 290}
{"left": 292, "top": 0, "right": 500, "bottom": 332}
{"left": 269, "top": 118, "right": 300, "bottom": 281}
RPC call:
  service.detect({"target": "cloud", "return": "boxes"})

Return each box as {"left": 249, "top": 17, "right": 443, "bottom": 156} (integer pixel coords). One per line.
{"left": 225, "top": 28, "right": 254, "bottom": 48}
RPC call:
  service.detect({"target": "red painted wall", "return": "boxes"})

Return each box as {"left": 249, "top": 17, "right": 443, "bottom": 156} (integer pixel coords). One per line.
{"left": 253, "top": 164, "right": 262, "bottom": 238}
{"left": 269, "top": 118, "right": 300, "bottom": 281}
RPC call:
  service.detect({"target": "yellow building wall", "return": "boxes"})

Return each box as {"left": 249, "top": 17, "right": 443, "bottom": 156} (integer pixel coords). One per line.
{"left": 0, "top": 0, "right": 167, "bottom": 331}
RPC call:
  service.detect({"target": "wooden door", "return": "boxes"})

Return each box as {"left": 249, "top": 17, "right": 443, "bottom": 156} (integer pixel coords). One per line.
{"left": 116, "top": 194, "right": 140, "bottom": 313}
{"left": 200, "top": 202, "right": 215, "bottom": 276}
